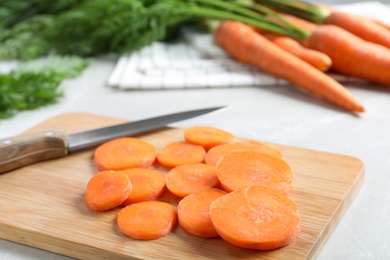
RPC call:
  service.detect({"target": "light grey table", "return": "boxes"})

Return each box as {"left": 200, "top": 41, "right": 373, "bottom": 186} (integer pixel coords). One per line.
{"left": 1, "top": 2, "right": 390, "bottom": 260}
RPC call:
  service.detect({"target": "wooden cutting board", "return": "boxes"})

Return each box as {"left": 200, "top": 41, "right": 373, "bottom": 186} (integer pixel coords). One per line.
{"left": 0, "top": 113, "right": 364, "bottom": 259}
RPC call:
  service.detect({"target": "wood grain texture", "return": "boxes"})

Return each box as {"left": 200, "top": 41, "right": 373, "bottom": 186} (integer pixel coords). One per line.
{"left": 0, "top": 113, "right": 365, "bottom": 259}
{"left": 0, "top": 129, "right": 68, "bottom": 174}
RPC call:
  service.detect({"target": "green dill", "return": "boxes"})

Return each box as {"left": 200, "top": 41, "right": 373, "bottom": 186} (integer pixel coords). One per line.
{"left": 0, "top": 15, "right": 53, "bottom": 60}
{"left": 0, "top": 56, "right": 89, "bottom": 119}
{"left": 0, "top": 0, "right": 309, "bottom": 59}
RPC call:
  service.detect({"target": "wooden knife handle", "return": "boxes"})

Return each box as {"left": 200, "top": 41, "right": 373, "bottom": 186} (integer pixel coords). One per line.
{"left": 0, "top": 130, "right": 68, "bottom": 174}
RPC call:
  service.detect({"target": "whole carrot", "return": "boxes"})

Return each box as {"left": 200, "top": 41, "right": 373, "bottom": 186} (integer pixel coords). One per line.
{"left": 214, "top": 20, "right": 364, "bottom": 113}
{"left": 259, "top": 31, "right": 332, "bottom": 71}
{"left": 258, "top": 0, "right": 390, "bottom": 49}
{"left": 323, "top": 11, "right": 390, "bottom": 50}
{"left": 303, "top": 24, "right": 390, "bottom": 87}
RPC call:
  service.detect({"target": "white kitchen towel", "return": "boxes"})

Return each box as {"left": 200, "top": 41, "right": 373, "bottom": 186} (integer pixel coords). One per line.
{"left": 107, "top": 1, "right": 390, "bottom": 90}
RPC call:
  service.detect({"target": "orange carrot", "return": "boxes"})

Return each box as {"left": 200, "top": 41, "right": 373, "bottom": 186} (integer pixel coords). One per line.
{"left": 259, "top": 32, "right": 332, "bottom": 71}
{"left": 209, "top": 185, "right": 301, "bottom": 250}
{"left": 323, "top": 12, "right": 390, "bottom": 49}
{"left": 157, "top": 142, "right": 206, "bottom": 168}
{"left": 184, "top": 126, "right": 236, "bottom": 151}
{"left": 166, "top": 163, "right": 220, "bottom": 197}
{"left": 94, "top": 137, "right": 157, "bottom": 171}
{"left": 255, "top": 1, "right": 390, "bottom": 86}
{"left": 205, "top": 141, "right": 282, "bottom": 166}
{"left": 117, "top": 200, "right": 177, "bottom": 240}
{"left": 216, "top": 150, "right": 293, "bottom": 194}
{"left": 85, "top": 170, "right": 132, "bottom": 211}
{"left": 303, "top": 24, "right": 390, "bottom": 86}
{"left": 177, "top": 188, "right": 227, "bottom": 238}
{"left": 121, "top": 168, "right": 166, "bottom": 206}
{"left": 214, "top": 20, "right": 364, "bottom": 113}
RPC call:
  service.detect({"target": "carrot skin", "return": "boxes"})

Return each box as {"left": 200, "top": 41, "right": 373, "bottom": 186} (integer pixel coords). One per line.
{"left": 215, "top": 20, "right": 364, "bottom": 113}
{"left": 304, "top": 24, "right": 390, "bottom": 87}
{"left": 324, "top": 11, "right": 390, "bottom": 49}
{"left": 261, "top": 32, "right": 332, "bottom": 72}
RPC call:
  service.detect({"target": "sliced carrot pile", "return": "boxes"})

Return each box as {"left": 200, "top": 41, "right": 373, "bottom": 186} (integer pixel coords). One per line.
{"left": 117, "top": 201, "right": 177, "bottom": 240}
{"left": 94, "top": 137, "right": 157, "bottom": 171}
{"left": 85, "top": 170, "right": 132, "bottom": 211}
{"left": 157, "top": 142, "right": 206, "bottom": 168}
{"left": 205, "top": 141, "right": 282, "bottom": 166}
{"left": 166, "top": 163, "right": 220, "bottom": 197}
{"left": 178, "top": 188, "right": 227, "bottom": 238}
{"left": 184, "top": 126, "right": 235, "bottom": 150}
{"left": 121, "top": 168, "right": 166, "bottom": 206}
{"left": 209, "top": 185, "right": 301, "bottom": 250}
{"left": 85, "top": 124, "right": 300, "bottom": 250}
{"left": 216, "top": 150, "right": 293, "bottom": 194}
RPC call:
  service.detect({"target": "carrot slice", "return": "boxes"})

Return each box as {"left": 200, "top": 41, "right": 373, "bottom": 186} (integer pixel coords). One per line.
{"left": 94, "top": 137, "right": 157, "bottom": 171}
{"left": 166, "top": 163, "right": 220, "bottom": 197}
{"left": 205, "top": 141, "right": 282, "bottom": 166}
{"left": 117, "top": 201, "right": 177, "bottom": 240}
{"left": 85, "top": 170, "right": 132, "bottom": 211}
{"left": 121, "top": 168, "right": 166, "bottom": 205}
{"left": 216, "top": 150, "right": 293, "bottom": 194}
{"left": 178, "top": 188, "right": 227, "bottom": 238}
{"left": 184, "top": 126, "right": 235, "bottom": 150}
{"left": 210, "top": 185, "right": 300, "bottom": 250}
{"left": 157, "top": 142, "right": 206, "bottom": 168}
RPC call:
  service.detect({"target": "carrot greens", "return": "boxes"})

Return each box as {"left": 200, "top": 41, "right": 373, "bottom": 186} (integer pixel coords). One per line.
{"left": 0, "top": 0, "right": 309, "bottom": 59}
{"left": 254, "top": 0, "right": 331, "bottom": 23}
{"left": 0, "top": 56, "right": 89, "bottom": 119}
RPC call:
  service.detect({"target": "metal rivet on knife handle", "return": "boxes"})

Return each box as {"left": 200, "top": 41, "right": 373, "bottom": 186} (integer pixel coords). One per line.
{"left": 0, "top": 130, "right": 68, "bottom": 174}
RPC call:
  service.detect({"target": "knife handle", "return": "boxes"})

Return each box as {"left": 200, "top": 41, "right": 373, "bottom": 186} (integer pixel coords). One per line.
{"left": 0, "top": 130, "right": 68, "bottom": 174}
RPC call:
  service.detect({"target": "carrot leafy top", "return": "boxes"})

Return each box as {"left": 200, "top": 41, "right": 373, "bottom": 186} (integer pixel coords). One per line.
{"left": 0, "top": 0, "right": 310, "bottom": 59}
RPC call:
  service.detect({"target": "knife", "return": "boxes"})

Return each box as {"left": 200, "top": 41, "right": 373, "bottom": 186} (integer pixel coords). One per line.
{"left": 0, "top": 106, "right": 224, "bottom": 174}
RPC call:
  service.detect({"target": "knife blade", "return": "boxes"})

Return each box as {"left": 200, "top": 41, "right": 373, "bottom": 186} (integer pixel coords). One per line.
{"left": 0, "top": 106, "right": 224, "bottom": 174}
